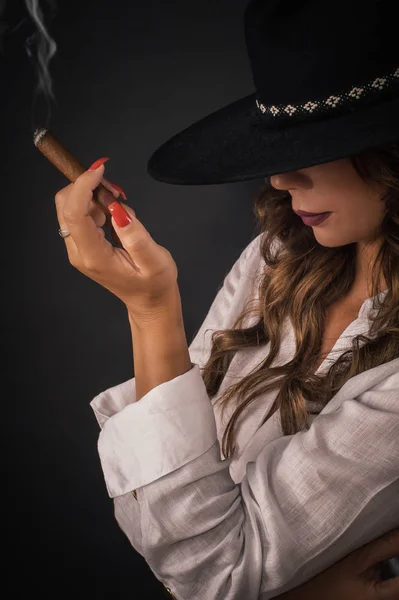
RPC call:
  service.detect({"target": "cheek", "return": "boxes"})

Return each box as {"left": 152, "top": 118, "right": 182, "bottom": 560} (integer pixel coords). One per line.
{"left": 337, "top": 199, "right": 385, "bottom": 234}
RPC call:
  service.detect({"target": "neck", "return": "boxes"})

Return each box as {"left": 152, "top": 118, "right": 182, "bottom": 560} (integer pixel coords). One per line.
{"left": 352, "top": 239, "right": 387, "bottom": 300}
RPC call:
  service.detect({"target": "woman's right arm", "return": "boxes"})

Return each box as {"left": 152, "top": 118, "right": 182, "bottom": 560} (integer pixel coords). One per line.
{"left": 272, "top": 527, "right": 399, "bottom": 600}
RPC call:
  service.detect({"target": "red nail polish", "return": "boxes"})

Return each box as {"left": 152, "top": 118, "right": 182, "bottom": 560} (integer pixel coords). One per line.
{"left": 88, "top": 157, "right": 110, "bottom": 171}
{"left": 108, "top": 201, "right": 132, "bottom": 227}
{"left": 108, "top": 181, "right": 127, "bottom": 200}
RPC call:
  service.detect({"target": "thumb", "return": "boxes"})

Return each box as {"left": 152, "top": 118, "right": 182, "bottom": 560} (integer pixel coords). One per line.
{"left": 109, "top": 202, "right": 162, "bottom": 272}
{"left": 109, "top": 202, "right": 137, "bottom": 231}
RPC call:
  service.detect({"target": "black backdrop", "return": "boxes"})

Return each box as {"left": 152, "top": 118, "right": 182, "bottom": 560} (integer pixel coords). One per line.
{"left": 1, "top": 0, "right": 264, "bottom": 596}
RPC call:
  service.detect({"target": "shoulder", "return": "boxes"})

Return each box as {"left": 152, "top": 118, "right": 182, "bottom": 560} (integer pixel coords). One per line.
{"left": 237, "top": 231, "right": 283, "bottom": 291}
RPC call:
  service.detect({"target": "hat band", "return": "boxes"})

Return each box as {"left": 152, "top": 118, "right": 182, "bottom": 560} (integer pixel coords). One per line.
{"left": 256, "top": 66, "right": 399, "bottom": 128}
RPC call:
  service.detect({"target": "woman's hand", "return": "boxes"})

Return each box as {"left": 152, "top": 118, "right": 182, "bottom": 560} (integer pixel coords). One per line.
{"left": 273, "top": 527, "right": 399, "bottom": 600}
{"left": 54, "top": 161, "right": 179, "bottom": 321}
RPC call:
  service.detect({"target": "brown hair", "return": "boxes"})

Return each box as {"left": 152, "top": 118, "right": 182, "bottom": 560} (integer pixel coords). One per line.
{"left": 198, "top": 140, "right": 399, "bottom": 460}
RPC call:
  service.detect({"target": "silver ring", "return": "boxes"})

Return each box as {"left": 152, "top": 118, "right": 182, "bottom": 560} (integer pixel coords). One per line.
{"left": 58, "top": 228, "right": 71, "bottom": 238}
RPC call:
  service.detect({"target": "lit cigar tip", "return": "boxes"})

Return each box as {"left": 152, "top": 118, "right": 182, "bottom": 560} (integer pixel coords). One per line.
{"left": 33, "top": 127, "right": 48, "bottom": 146}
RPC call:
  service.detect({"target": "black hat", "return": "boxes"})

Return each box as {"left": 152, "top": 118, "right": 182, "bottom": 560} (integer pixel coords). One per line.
{"left": 147, "top": 0, "right": 399, "bottom": 185}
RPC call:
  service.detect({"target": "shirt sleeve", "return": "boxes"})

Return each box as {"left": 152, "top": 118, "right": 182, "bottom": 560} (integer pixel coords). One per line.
{"left": 98, "top": 369, "right": 399, "bottom": 599}
{"left": 90, "top": 232, "right": 263, "bottom": 493}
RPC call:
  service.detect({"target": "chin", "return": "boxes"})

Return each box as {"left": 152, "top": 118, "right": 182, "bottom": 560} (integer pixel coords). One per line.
{"left": 313, "top": 239, "right": 337, "bottom": 248}
{"left": 313, "top": 233, "right": 356, "bottom": 248}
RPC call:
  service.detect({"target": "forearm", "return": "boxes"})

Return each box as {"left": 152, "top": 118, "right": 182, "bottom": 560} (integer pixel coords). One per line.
{"left": 127, "top": 285, "right": 193, "bottom": 401}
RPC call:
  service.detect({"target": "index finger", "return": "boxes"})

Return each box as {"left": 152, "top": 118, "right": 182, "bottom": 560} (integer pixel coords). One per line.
{"left": 63, "top": 163, "right": 113, "bottom": 263}
{"left": 54, "top": 182, "right": 74, "bottom": 223}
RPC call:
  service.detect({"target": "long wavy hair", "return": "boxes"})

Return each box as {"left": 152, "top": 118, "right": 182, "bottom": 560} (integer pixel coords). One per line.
{"left": 199, "top": 140, "right": 399, "bottom": 460}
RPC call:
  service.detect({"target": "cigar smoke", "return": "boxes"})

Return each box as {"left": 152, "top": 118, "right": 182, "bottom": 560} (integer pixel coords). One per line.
{"left": 25, "top": 0, "right": 58, "bottom": 128}
{"left": 0, "top": 0, "right": 58, "bottom": 127}
{"left": 25, "top": 1, "right": 57, "bottom": 100}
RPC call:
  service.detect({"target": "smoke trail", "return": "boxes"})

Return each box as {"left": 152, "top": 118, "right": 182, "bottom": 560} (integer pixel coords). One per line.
{"left": 0, "top": 0, "right": 58, "bottom": 128}
{"left": 25, "top": 0, "right": 58, "bottom": 120}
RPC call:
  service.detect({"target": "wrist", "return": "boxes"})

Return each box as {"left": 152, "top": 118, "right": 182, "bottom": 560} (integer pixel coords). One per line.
{"left": 127, "top": 289, "right": 193, "bottom": 400}
{"left": 126, "top": 283, "right": 183, "bottom": 330}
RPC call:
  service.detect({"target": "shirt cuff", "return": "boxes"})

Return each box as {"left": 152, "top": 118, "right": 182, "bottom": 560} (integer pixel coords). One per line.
{"left": 90, "top": 377, "right": 137, "bottom": 429}
{"left": 93, "top": 363, "right": 218, "bottom": 498}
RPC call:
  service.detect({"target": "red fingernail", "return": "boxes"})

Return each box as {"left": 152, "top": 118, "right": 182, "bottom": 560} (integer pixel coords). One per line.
{"left": 108, "top": 181, "right": 127, "bottom": 200}
{"left": 109, "top": 201, "right": 132, "bottom": 228}
{"left": 88, "top": 157, "right": 110, "bottom": 171}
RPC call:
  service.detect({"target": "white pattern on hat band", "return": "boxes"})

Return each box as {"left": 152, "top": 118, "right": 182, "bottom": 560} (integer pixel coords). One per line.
{"left": 256, "top": 66, "right": 399, "bottom": 118}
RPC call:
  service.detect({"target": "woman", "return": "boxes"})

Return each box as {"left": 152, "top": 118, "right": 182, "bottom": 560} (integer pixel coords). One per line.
{"left": 53, "top": 0, "right": 399, "bottom": 598}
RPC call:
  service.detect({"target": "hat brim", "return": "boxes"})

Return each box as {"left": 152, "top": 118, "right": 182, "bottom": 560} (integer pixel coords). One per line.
{"left": 147, "top": 92, "right": 399, "bottom": 185}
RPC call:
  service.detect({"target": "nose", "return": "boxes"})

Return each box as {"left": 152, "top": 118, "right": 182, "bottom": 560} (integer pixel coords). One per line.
{"left": 270, "top": 172, "right": 312, "bottom": 191}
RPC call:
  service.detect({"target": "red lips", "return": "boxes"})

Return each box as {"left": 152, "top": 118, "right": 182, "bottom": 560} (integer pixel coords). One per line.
{"left": 295, "top": 210, "right": 330, "bottom": 216}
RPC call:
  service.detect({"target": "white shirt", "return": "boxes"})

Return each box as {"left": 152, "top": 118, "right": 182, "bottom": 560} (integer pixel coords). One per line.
{"left": 90, "top": 233, "right": 399, "bottom": 600}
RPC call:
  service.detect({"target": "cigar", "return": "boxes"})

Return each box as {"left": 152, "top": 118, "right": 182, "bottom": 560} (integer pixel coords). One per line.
{"left": 33, "top": 127, "right": 123, "bottom": 247}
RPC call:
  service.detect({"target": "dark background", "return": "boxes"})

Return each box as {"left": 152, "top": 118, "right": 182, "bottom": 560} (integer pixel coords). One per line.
{"left": 1, "top": 0, "right": 263, "bottom": 596}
